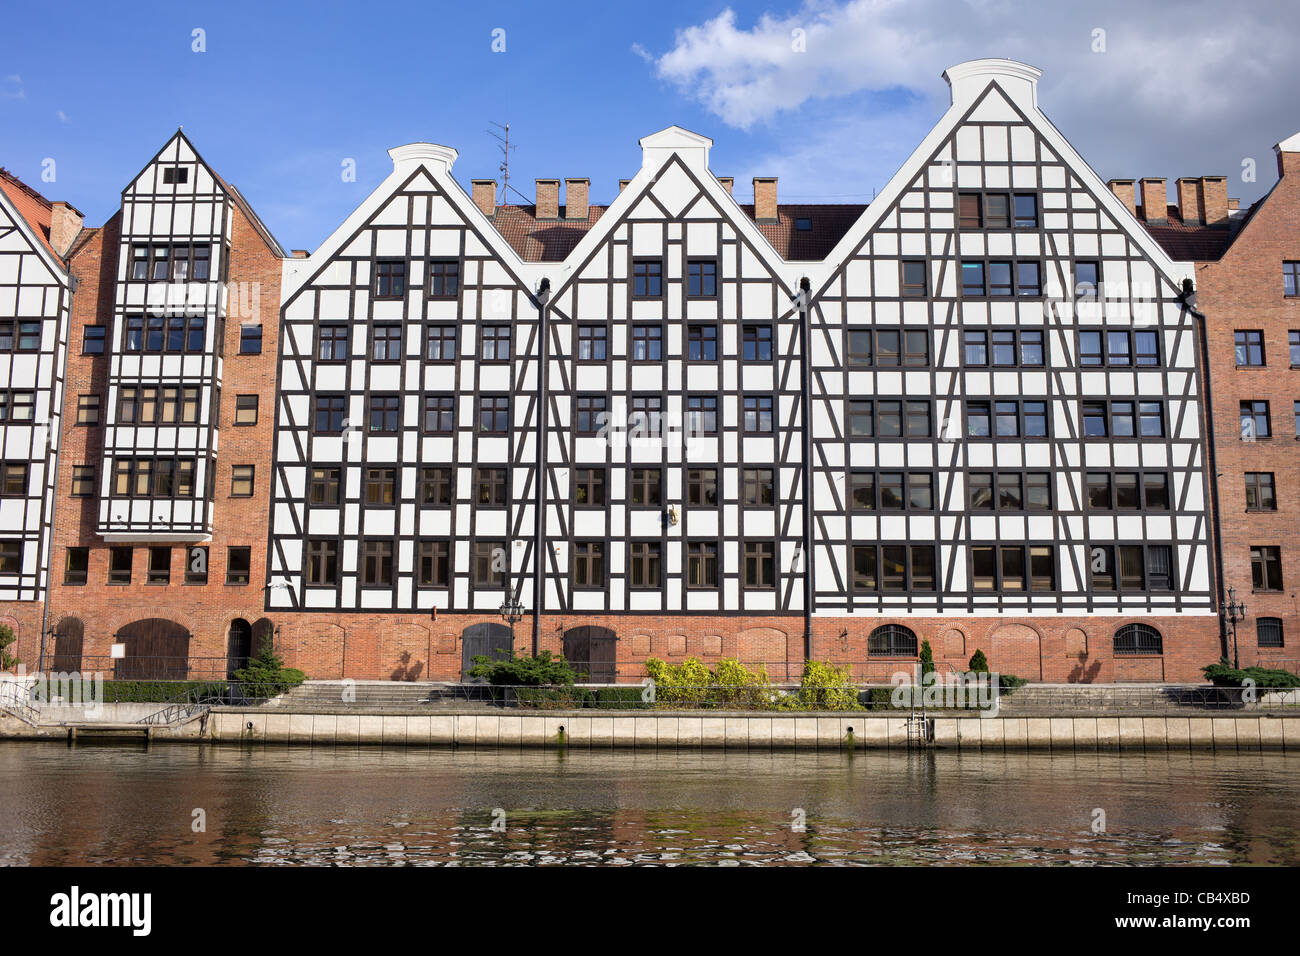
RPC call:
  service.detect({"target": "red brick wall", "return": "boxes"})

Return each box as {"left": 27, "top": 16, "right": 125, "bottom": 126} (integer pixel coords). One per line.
{"left": 43, "top": 202, "right": 283, "bottom": 677}
{"left": 1196, "top": 153, "right": 1300, "bottom": 670}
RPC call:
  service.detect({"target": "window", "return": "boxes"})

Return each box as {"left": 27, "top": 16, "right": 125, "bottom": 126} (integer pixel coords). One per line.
{"left": 985, "top": 194, "right": 1009, "bottom": 229}
{"left": 743, "top": 541, "right": 775, "bottom": 589}
{"left": 110, "top": 458, "right": 196, "bottom": 498}
{"left": 1240, "top": 400, "right": 1271, "bottom": 439}
{"left": 185, "top": 546, "right": 209, "bottom": 585}
{"left": 1082, "top": 401, "right": 1108, "bottom": 437}
{"left": 573, "top": 467, "right": 605, "bottom": 507}
{"left": 743, "top": 395, "right": 773, "bottom": 433}
{"left": 1089, "top": 544, "right": 1175, "bottom": 592}
{"left": 83, "top": 325, "right": 106, "bottom": 354}
{"left": 688, "top": 260, "right": 718, "bottom": 297}
{"left": 958, "top": 194, "right": 983, "bottom": 230}
{"left": 1075, "top": 261, "right": 1100, "bottom": 299}
{"left": 318, "top": 324, "right": 349, "bottom": 362}
{"left": 1290, "top": 330, "right": 1300, "bottom": 367}
{"left": 901, "top": 260, "right": 927, "bottom": 296}
{"left": 1245, "top": 472, "right": 1277, "bottom": 511}
{"left": 686, "top": 395, "right": 718, "bottom": 435}
{"left": 475, "top": 467, "right": 508, "bottom": 507}
{"left": 628, "top": 541, "right": 662, "bottom": 588}
{"left": 971, "top": 544, "right": 1055, "bottom": 592}
{"left": 572, "top": 541, "right": 605, "bottom": 588}
{"left": 1016, "top": 261, "right": 1041, "bottom": 296}
{"left": 687, "top": 324, "right": 717, "bottom": 361}
{"left": 1295, "top": 401, "right": 1300, "bottom": 438}
{"left": 967, "top": 400, "right": 1045, "bottom": 439}
{"left": 1138, "top": 401, "right": 1165, "bottom": 437}
{"left": 742, "top": 325, "right": 772, "bottom": 362}
{"left": 632, "top": 324, "right": 662, "bottom": 361}
{"left": 1114, "top": 624, "right": 1163, "bottom": 656}
{"left": 742, "top": 468, "right": 774, "bottom": 506}
{"left": 371, "top": 324, "right": 402, "bottom": 362}
{"left": 1252, "top": 546, "right": 1283, "bottom": 591}
{"left": 417, "top": 540, "right": 450, "bottom": 588}
{"left": 577, "top": 324, "right": 607, "bottom": 361}
{"left": 851, "top": 545, "right": 935, "bottom": 593}
{"left": 478, "top": 395, "right": 509, "bottom": 434}
{"left": 1013, "top": 193, "right": 1038, "bottom": 228}
{"left": 630, "top": 468, "right": 661, "bottom": 506}
{"left": 963, "top": 331, "right": 988, "bottom": 366}
{"left": 868, "top": 624, "right": 917, "bottom": 657}
{"left": 239, "top": 325, "right": 262, "bottom": 354}
{"left": 480, "top": 325, "right": 511, "bottom": 362}
{"left": 108, "top": 546, "right": 132, "bottom": 585}
{"left": 147, "top": 546, "right": 171, "bottom": 585}
{"left": 963, "top": 259, "right": 1040, "bottom": 297}
{"left": 420, "top": 467, "right": 452, "bottom": 506}
{"left": 226, "top": 547, "right": 252, "bottom": 585}
{"left": 306, "top": 539, "right": 339, "bottom": 586}
{"left": 575, "top": 395, "right": 606, "bottom": 436}
{"left": 0, "top": 541, "right": 20, "bottom": 575}
{"left": 230, "top": 465, "right": 255, "bottom": 497}
{"left": 971, "top": 329, "right": 1044, "bottom": 368}
{"left": 73, "top": 395, "right": 98, "bottom": 426}
{"left": 427, "top": 259, "right": 460, "bottom": 298}
{"left": 360, "top": 540, "right": 392, "bottom": 587}
{"left": 1257, "top": 617, "right": 1285, "bottom": 649}
{"left": 988, "top": 261, "right": 1012, "bottom": 296}
{"left": 630, "top": 395, "right": 663, "bottom": 439}
{"left": 64, "top": 547, "right": 88, "bottom": 586}
{"left": 423, "top": 394, "right": 455, "bottom": 434}
{"left": 0, "top": 462, "right": 26, "bottom": 498}
{"left": 368, "top": 394, "right": 400, "bottom": 433}
{"left": 1284, "top": 261, "right": 1300, "bottom": 297}
{"left": 70, "top": 465, "right": 95, "bottom": 497}
{"left": 687, "top": 541, "right": 718, "bottom": 588}
{"left": 374, "top": 260, "right": 406, "bottom": 299}
{"left": 425, "top": 324, "right": 457, "bottom": 362}
{"left": 162, "top": 166, "right": 189, "bottom": 185}
{"left": 0, "top": 320, "right": 40, "bottom": 352}
{"left": 795, "top": 217, "right": 812, "bottom": 231}
{"left": 632, "top": 259, "right": 663, "bottom": 298}
{"left": 364, "top": 467, "right": 396, "bottom": 506}
{"left": 472, "top": 540, "right": 505, "bottom": 588}
{"left": 309, "top": 467, "right": 341, "bottom": 505}
{"left": 0, "top": 391, "right": 34, "bottom": 422}
{"left": 1235, "top": 330, "right": 1265, "bottom": 367}
{"left": 961, "top": 261, "right": 985, "bottom": 296}
{"left": 687, "top": 468, "right": 718, "bottom": 507}
{"left": 234, "top": 394, "right": 258, "bottom": 425}
{"left": 116, "top": 385, "right": 200, "bottom": 425}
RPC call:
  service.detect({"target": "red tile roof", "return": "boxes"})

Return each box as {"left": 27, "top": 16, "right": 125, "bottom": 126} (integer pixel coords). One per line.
{"left": 488, "top": 202, "right": 867, "bottom": 262}
{"left": 1136, "top": 203, "right": 1235, "bottom": 262}
{"left": 0, "top": 167, "right": 56, "bottom": 256}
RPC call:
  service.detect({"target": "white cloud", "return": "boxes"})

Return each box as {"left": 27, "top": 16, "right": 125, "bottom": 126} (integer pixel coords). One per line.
{"left": 1, "top": 75, "right": 24, "bottom": 99}
{"left": 56, "top": 110, "right": 69, "bottom": 123}
{"left": 645, "top": 0, "right": 1300, "bottom": 204}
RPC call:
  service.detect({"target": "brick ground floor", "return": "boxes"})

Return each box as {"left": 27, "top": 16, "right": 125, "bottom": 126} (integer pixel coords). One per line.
{"left": 0, "top": 604, "right": 1252, "bottom": 685}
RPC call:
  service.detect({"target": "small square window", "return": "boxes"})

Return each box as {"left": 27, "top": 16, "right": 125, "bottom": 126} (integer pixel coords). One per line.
{"left": 226, "top": 546, "right": 251, "bottom": 585}
{"left": 108, "top": 546, "right": 132, "bottom": 585}
{"left": 239, "top": 325, "right": 262, "bottom": 354}
{"left": 231, "top": 465, "right": 255, "bottom": 497}
{"left": 162, "top": 166, "right": 189, "bottom": 184}
{"left": 147, "top": 546, "right": 171, "bottom": 585}
{"left": 64, "top": 547, "right": 88, "bottom": 585}
{"left": 185, "top": 546, "right": 209, "bottom": 585}
{"left": 70, "top": 465, "right": 95, "bottom": 497}
{"left": 83, "top": 326, "right": 106, "bottom": 354}
{"left": 234, "top": 394, "right": 258, "bottom": 425}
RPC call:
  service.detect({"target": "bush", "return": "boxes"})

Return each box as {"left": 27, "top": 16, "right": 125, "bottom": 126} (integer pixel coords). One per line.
{"left": 645, "top": 656, "right": 713, "bottom": 706}
{"left": 514, "top": 686, "right": 596, "bottom": 709}
{"left": 233, "top": 638, "right": 306, "bottom": 699}
{"left": 969, "top": 649, "right": 989, "bottom": 673}
{"left": 998, "top": 674, "right": 1028, "bottom": 693}
{"left": 919, "top": 640, "right": 935, "bottom": 680}
{"left": 31, "top": 680, "right": 230, "bottom": 704}
{"left": 469, "top": 650, "right": 580, "bottom": 686}
{"left": 596, "top": 686, "right": 650, "bottom": 710}
{"left": 787, "top": 660, "right": 862, "bottom": 711}
{"left": 0, "top": 623, "right": 17, "bottom": 670}
{"left": 865, "top": 687, "right": 895, "bottom": 711}
{"left": 1202, "top": 662, "right": 1300, "bottom": 689}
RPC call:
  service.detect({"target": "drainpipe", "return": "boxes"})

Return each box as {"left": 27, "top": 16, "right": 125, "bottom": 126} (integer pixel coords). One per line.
{"left": 795, "top": 277, "right": 814, "bottom": 661}
{"left": 1182, "top": 277, "right": 1229, "bottom": 660}
{"left": 532, "top": 278, "right": 551, "bottom": 657}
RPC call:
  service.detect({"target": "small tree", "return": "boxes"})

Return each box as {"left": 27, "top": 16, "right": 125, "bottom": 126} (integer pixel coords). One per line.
{"left": 919, "top": 640, "right": 935, "bottom": 680}
{"left": 233, "top": 636, "right": 306, "bottom": 699}
{"left": 0, "top": 624, "right": 18, "bottom": 671}
{"left": 468, "top": 650, "right": 579, "bottom": 686}
{"left": 969, "top": 649, "right": 989, "bottom": 674}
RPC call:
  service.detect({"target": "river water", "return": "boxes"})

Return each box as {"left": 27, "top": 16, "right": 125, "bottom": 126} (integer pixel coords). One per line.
{"left": 1, "top": 743, "right": 1296, "bottom": 866}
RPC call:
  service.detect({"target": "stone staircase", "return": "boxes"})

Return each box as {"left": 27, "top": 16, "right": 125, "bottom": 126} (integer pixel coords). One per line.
{"left": 274, "top": 680, "right": 496, "bottom": 711}
{"left": 992, "top": 683, "right": 1218, "bottom": 715}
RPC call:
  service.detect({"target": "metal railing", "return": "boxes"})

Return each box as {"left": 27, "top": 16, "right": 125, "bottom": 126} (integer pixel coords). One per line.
{"left": 0, "top": 680, "right": 39, "bottom": 725}
{"left": 71, "top": 656, "right": 236, "bottom": 682}
{"left": 136, "top": 681, "right": 277, "bottom": 725}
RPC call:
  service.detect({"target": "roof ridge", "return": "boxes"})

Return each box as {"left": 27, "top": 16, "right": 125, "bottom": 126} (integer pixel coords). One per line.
{"left": 0, "top": 167, "right": 53, "bottom": 209}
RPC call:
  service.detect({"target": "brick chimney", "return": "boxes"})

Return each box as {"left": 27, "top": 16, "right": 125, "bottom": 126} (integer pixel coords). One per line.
{"left": 535, "top": 179, "right": 560, "bottom": 220}
{"left": 753, "top": 177, "right": 778, "bottom": 222}
{"left": 48, "top": 201, "right": 84, "bottom": 257}
{"left": 1176, "top": 178, "right": 1203, "bottom": 225}
{"left": 718, "top": 176, "right": 734, "bottom": 195}
{"left": 1276, "top": 132, "right": 1300, "bottom": 178}
{"left": 1108, "top": 179, "right": 1136, "bottom": 218}
{"left": 564, "top": 178, "right": 589, "bottom": 220}
{"left": 291, "top": 249, "right": 309, "bottom": 259}
{"left": 618, "top": 179, "right": 631, "bottom": 193}
{"left": 1198, "top": 176, "right": 1228, "bottom": 225}
{"left": 471, "top": 179, "right": 496, "bottom": 217}
{"left": 1229, "top": 198, "right": 1240, "bottom": 212}
{"left": 1140, "top": 178, "right": 1167, "bottom": 224}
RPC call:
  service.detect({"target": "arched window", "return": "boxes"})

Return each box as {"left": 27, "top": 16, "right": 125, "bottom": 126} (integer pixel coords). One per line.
{"left": 1113, "top": 623, "right": 1163, "bottom": 656}
{"left": 1257, "top": 617, "right": 1284, "bottom": 648}
{"left": 868, "top": 624, "right": 918, "bottom": 657}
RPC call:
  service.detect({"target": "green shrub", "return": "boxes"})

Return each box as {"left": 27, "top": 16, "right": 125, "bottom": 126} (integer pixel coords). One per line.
{"left": 919, "top": 640, "right": 935, "bottom": 680}
{"left": 514, "top": 686, "right": 596, "bottom": 709}
{"left": 865, "top": 687, "right": 895, "bottom": 711}
{"left": 645, "top": 656, "right": 713, "bottom": 706}
{"left": 969, "top": 649, "right": 989, "bottom": 673}
{"left": 32, "top": 679, "right": 230, "bottom": 704}
{"left": 469, "top": 650, "right": 579, "bottom": 686}
{"left": 1202, "top": 662, "right": 1300, "bottom": 689}
{"left": 787, "top": 660, "right": 862, "bottom": 711}
{"left": 0, "top": 623, "right": 17, "bottom": 670}
{"left": 596, "top": 686, "right": 649, "bottom": 710}
{"left": 233, "top": 638, "right": 306, "bottom": 699}
{"left": 998, "top": 674, "right": 1028, "bottom": 693}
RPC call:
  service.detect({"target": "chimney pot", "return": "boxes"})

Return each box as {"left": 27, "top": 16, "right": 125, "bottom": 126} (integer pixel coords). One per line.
{"left": 564, "top": 178, "right": 589, "bottom": 220}
{"left": 471, "top": 179, "right": 496, "bottom": 217}
{"left": 1107, "top": 179, "right": 1136, "bottom": 218}
{"left": 753, "top": 177, "right": 778, "bottom": 222}
{"left": 535, "top": 179, "right": 560, "bottom": 220}
{"left": 718, "top": 176, "right": 734, "bottom": 196}
{"left": 1176, "top": 178, "right": 1203, "bottom": 225}
{"left": 1140, "top": 178, "right": 1167, "bottom": 224}
{"left": 48, "top": 201, "right": 84, "bottom": 258}
{"left": 1198, "top": 176, "right": 1229, "bottom": 225}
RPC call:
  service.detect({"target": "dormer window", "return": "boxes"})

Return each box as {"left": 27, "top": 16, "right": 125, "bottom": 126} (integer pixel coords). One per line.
{"left": 162, "top": 166, "right": 189, "bottom": 185}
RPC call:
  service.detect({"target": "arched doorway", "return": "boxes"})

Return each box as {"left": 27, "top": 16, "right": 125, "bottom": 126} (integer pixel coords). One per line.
{"left": 115, "top": 619, "right": 190, "bottom": 680}
{"left": 461, "top": 623, "right": 513, "bottom": 681}
{"left": 227, "top": 619, "right": 252, "bottom": 679}
{"left": 51, "top": 617, "right": 84, "bottom": 674}
{"left": 563, "top": 625, "right": 617, "bottom": 683}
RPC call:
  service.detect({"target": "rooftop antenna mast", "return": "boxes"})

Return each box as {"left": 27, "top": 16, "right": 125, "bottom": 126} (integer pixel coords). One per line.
{"left": 489, "top": 121, "right": 532, "bottom": 205}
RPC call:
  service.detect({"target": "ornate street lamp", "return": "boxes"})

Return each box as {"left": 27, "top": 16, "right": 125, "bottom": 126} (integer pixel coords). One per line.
{"left": 1220, "top": 585, "right": 1247, "bottom": 669}
{"left": 499, "top": 597, "right": 526, "bottom": 651}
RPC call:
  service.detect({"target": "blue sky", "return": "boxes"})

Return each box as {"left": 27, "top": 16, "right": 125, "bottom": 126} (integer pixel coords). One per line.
{"left": 3, "top": 0, "right": 1298, "bottom": 251}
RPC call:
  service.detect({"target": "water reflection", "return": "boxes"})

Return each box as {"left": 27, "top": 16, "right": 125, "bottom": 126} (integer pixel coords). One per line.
{"left": 1, "top": 744, "right": 1296, "bottom": 866}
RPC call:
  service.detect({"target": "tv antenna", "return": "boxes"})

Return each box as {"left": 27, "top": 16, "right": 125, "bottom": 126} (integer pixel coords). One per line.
{"left": 489, "top": 121, "right": 532, "bottom": 204}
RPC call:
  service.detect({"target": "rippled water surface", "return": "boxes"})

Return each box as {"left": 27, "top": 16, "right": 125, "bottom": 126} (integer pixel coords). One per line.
{"left": 2, "top": 743, "right": 1297, "bottom": 865}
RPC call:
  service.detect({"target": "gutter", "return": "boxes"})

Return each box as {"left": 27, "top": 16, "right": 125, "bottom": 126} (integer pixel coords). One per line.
{"left": 796, "top": 277, "right": 814, "bottom": 660}
{"left": 532, "top": 278, "right": 551, "bottom": 656}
